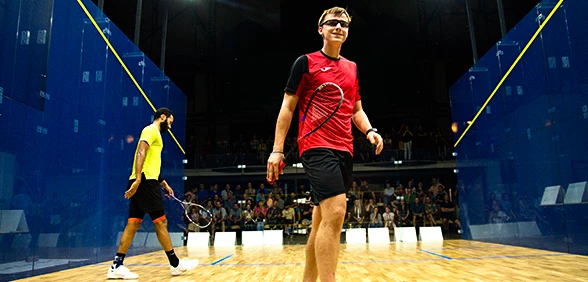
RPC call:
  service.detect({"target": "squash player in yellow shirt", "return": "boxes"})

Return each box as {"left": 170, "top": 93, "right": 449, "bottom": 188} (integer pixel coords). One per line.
{"left": 107, "top": 108, "right": 199, "bottom": 279}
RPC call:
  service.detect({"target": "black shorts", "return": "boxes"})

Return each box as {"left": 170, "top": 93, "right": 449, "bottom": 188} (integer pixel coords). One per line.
{"left": 301, "top": 148, "right": 353, "bottom": 206}
{"left": 128, "top": 174, "right": 165, "bottom": 219}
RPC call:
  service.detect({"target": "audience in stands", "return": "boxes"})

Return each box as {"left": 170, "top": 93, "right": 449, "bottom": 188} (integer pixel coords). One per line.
{"left": 184, "top": 124, "right": 455, "bottom": 169}
{"left": 182, "top": 176, "right": 467, "bottom": 238}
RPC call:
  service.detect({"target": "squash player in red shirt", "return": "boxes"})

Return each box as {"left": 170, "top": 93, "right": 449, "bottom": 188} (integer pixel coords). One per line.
{"left": 267, "top": 7, "right": 383, "bottom": 282}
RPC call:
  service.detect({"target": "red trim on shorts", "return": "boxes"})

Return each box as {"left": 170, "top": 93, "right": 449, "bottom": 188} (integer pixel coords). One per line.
{"left": 153, "top": 215, "right": 166, "bottom": 223}
{"left": 128, "top": 218, "right": 143, "bottom": 223}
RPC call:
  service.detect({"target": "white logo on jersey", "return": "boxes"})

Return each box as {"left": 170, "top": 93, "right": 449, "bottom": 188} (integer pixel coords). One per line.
{"left": 320, "top": 67, "right": 332, "bottom": 72}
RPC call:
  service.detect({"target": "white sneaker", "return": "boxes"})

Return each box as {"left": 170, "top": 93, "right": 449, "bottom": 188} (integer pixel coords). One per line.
{"left": 107, "top": 265, "right": 139, "bottom": 279}
{"left": 170, "top": 258, "right": 199, "bottom": 276}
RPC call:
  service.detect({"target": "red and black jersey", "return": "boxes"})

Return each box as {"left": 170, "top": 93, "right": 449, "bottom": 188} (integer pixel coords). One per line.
{"left": 284, "top": 50, "right": 361, "bottom": 156}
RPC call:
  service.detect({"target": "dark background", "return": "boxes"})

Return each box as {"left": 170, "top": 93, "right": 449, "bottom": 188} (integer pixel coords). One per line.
{"left": 94, "top": 0, "right": 541, "bottom": 144}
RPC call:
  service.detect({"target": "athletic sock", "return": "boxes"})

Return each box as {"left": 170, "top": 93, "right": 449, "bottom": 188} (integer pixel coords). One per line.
{"left": 166, "top": 249, "right": 180, "bottom": 268}
{"left": 112, "top": 253, "right": 126, "bottom": 269}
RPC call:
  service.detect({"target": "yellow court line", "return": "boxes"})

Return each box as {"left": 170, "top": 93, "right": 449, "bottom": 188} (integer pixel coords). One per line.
{"left": 76, "top": 0, "right": 185, "bottom": 155}
{"left": 454, "top": 0, "right": 565, "bottom": 148}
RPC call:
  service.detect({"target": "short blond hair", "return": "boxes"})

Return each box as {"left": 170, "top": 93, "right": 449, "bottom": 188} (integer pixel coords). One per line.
{"left": 317, "top": 7, "right": 352, "bottom": 27}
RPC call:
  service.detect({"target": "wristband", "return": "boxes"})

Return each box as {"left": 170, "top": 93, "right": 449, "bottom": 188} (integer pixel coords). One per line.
{"left": 365, "top": 128, "right": 378, "bottom": 136}
{"left": 271, "top": 151, "right": 284, "bottom": 154}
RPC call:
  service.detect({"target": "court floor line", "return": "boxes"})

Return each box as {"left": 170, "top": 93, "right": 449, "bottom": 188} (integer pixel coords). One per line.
{"left": 420, "top": 249, "right": 453, "bottom": 260}
{"left": 211, "top": 254, "right": 234, "bottom": 265}
{"left": 95, "top": 252, "right": 575, "bottom": 268}
{"left": 426, "top": 245, "right": 512, "bottom": 250}
{"left": 453, "top": 253, "right": 572, "bottom": 261}
{"left": 143, "top": 253, "right": 218, "bottom": 257}
{"left": 99, "top": 263, "right": 217, "bottom": 267}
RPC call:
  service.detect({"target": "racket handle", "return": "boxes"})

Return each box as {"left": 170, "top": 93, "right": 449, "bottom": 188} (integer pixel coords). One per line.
{"left": 267, "top": 160, "right": 287, "bottom": 184}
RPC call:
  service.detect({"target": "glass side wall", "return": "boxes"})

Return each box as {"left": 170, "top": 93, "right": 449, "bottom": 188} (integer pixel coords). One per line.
{"left": 450, "top": 0, "right": 588, "bottom": 255}
{"left": 0, "top": 0, "right": 186, "bottom": 280}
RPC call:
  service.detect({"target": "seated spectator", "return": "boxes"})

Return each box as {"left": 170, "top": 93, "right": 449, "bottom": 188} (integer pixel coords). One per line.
{"left": 349, "top": 199, "right": 366, "bottom": 228}
{"left": 209, "top": 184, "right": 221, "bottom": 200}
{"left": 411, "top": 197, "right": 425, "bottom": 227}
{"left": 405, "top": 189, "right": 416, "bottom": 205}
{"left": 254, "top": 201, "right": 267, "bottom": 231}
{"left": 242, "top": 204, "right": 255, "bottom": 231}
{"left": 244, "top": 183, "right": 256, "bottom": 201}
{"left": 382, "top": 206, "right": 396, "bottom": 230}
{"left": 501, "top": 193, "right": 516, "bottom": 222}
{"left": 435, "top": 186, "right": 447, "bottom": 218}
{"left": 184, "top": 190, "right": 196, "bottom": 203}
{"left": 228, "top": 203, "right": 242, "bottom": 229}
{"left": 221, "top": 184, "right": 231, "bottom": 201}
{"left": 489, "top": 203, "right": 508, "bottom": 224}
{"left": 196, "top": 184, "right": 208, "bottom": 204}
{"left": 301, "top": 203, "right": 313, "bottom": 233}
{"left": 233, "top": 184, "right": 244, "bottom": 201}
{"left": 187, "top": 208, "right": 200, "bottom": 232}
{"left": 285, "top": 192, "right": 299, "bottom": 222}
{"left": 275, "top": 194, "right": 285, "bottom": 210}
{"left": 369, "top": 207, "right": 383, "bottom": 228}
{"left": 211, "top": 200, "right": 227, "bottom": 237}
{"left": 202, "top": 200, "right": 214, "bottom": 233}
{"left": 397, "top": 199, "right": 411, "bottom": 227}
{"left": 258, "top": 183, "right": 269, "bottom": 196}
{"left": 224, "top": 192, "right": 237, "bottom": 210}
{"left": 267, "top": 201, "right": 282, "bottom": 229}
{"left": 424, "top": 197, "right": 437, "bottom": 226}
{"left": 440, "top": 194, "right": 461, "bottom": 232}
{"left": 365, "top": 198, "right": 375, "bottom": 216}
{"left": 256, "top": 191, "right": 266, "bottom": 205}
{"left": 282, "top": 204, "right": 295, "bottom": 236}
{"left": 383, "top": 183, "right": 395, "bottom": 207}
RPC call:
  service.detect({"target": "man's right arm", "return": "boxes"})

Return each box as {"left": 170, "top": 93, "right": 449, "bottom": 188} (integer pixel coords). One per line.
{"left": 134, "top": 141, "right": 149, "bottom": 182}
{"left": 272, "top": 94, "right": 298, "bottom": 154}
{"left": 124, "top": 139, "right": 151, "bottom": 199}
{"left": 266, "top": 92, "right": 299, "bottom": 183}
{"left": 266, "top": 55, "right": 307, "bottom": 182}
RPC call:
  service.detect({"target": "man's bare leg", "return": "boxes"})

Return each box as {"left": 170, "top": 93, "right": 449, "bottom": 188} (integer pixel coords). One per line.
{"left": 117, "top": 219, "right": 142, "bottom": 253}
{"left": 314, "top": 194, "right": 346, "bottom": 282}
{"left": 153, "top": 218, "right": 173, "bottom": 251}
{"left": 303, "top": 206, "right": 322, "bottom": 282}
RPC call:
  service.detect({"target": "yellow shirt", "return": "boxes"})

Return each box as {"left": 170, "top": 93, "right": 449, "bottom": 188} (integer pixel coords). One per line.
{"left": 130, "top": 124, "right": 163, "bottom": 180}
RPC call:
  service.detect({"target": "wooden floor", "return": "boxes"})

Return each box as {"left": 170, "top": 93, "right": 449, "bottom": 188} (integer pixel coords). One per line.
{"left": 14, "top": 240, "right": 588, "bottom": 282}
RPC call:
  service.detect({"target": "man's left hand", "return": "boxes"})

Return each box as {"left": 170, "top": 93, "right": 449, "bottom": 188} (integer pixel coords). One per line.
{"left": 163, "top": 185, "right": 174, "bottom": 198}
{"left": 367, "top": 132, "right": 384, "bottom": 155}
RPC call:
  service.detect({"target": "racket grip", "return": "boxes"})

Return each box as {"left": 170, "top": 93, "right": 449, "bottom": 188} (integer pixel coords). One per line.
{"left": 267, "top": 160, "right": 287, "bottom": 184}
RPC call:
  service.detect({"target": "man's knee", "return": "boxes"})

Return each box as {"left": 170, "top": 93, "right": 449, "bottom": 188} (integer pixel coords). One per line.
{"left": 126, "top": 219, "right": 142, "bottom": 230}
{"left": 153, "top": 216, "right": 168, "bottom": 230}
{"left": 154, "top": 222, "right": 168, "bottom": 232}
{"left": 322, "top": 206, "right": 346, "bottom": 223}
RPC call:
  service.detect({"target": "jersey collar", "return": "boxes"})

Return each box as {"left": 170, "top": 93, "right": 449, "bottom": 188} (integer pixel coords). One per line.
{"left": 320, "top": 50, "right": 341, "bottom": 61}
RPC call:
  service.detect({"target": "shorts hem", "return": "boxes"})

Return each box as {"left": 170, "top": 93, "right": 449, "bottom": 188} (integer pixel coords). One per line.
{"left": 314, "top": 191, "right": 346, "bottom": 206}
